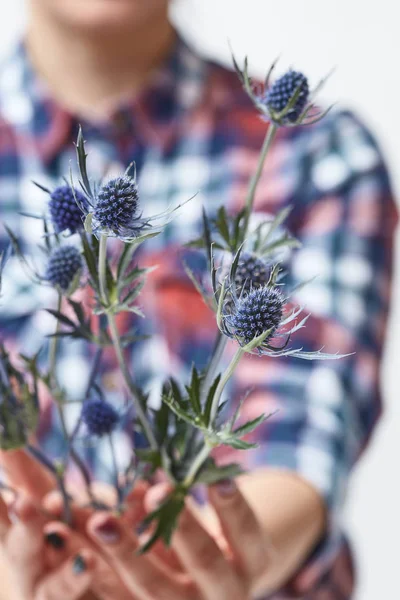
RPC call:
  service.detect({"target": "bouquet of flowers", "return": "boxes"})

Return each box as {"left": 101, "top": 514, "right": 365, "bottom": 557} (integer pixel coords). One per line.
{"left": 0, "top": 55, "right": 340, "bottom": 551}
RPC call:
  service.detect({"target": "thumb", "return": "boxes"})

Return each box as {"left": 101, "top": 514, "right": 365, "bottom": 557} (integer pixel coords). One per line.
{"left": 0, "top": 448, "right": 55, "bottom": 502}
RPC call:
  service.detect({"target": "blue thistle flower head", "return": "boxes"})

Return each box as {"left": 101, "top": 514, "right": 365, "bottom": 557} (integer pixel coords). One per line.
{"left": 81, "top": 399, "right": 119, "bottom": 436}
{"left": 93, "top": 175, "right": 141, "bottom": 238}
{"left": 45, "top": 245, "right": 83, "bottom": 291}
{"left": 49, "top": 185, "right": 88, "bottom": 234}
{"left": 235, "top": 253, "right": 272, "bottom": 294}
{"left": 224, "top": 286, "right": 284, "bottom": 347}
{"left": 232, "top": 54, "right": 330, "bottom": 127}
{"left": 264, "top": 71, "right": 309, "bottom": 124}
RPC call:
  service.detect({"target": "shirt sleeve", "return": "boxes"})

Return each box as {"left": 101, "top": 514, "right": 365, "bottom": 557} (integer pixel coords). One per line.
{"left": 214, "top": 109, "right": 397, "bottom": 593}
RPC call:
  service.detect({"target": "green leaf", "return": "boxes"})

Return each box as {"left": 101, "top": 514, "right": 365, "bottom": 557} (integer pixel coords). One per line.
{"left": 134, "top": 449, "right": 162, "bottom": 469}
{"left": 196, "top": 460, "right": 244, "bottom": 485}
{"left": 214, "top": 207, "right": 231, "bottom": 246}
{"left": 120, "top": 279, "right": 145, "bottom": 307}
{"left": 154, "top": 395, "right": 170, "bottom": 445}
{"left": 202, "top": 207, "right": 213, "bottom": 271}
{"left": 139, "top": 492, "right": 186, "bottom": 553}
{"left": 185, "top": 366, "right": 202, "bottom": 416}
{"left": 76, "top": 126, "right": 94, "bottom": 200}
{"left": 80, "top": 233, "right": 99, "bottom": 290}
{"left": 220, "top": 436, "right": 258, "bottom": 450}
{"left": 203, "top": 374, "right": 221, "bottom": 427}
{"left": 169, "top": 378, "right": 183, "bottom": 406}
{"left": 232, "top": 413, "right": 269, "bottom": 436}
{"left": 84, "top": 213, "right": 93, "bottom": 235}
{"left": 45, "top": 309, "right": 75, "bottom": 328}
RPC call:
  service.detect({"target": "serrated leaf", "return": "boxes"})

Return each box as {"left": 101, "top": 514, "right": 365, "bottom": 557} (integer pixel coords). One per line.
{"left": 203, "top": 373, "right": 221, "bottom": 427}
{"left": 80, "top": 232, "right": 99, "bottom": 290}
{"left": 232, "top": 413, "right": 269, "bottom": 436}
{"left": 76, "top": 126, "right": 94, "bottom": 200}
{"left": 45, "top": 309, "right": 76, "bottom": 328}
{"left": 195, "top": 460, "right": 244, "bottom": 485}
{"left": 185, "top": 366, "right": 202, "bottom": 416}
{"left": 220, "top": 436, "right": 258, "bottom": 450}
{"left": 139, "top": 493, "right": 185, "bottom": 553}
{"left": 202, "top": 208, "right": 212, "bottom": 271}
{"left": 215, "top": 207, "right": 231, "bottom": 246}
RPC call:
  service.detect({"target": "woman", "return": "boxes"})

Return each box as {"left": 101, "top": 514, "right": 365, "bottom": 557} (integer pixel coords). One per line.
{"left": 0, "top": 0, "right": 396, "bottom": 598}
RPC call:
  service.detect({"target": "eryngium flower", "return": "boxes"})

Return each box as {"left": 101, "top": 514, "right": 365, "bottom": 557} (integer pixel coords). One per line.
{"left": 45, "top": 245, "right": 83, "bottom": 291}
{"left": 264, "top": 71, "right": 309, "bottom": 124}
{"left": 235, "top": 253, "right": 271, "bottom": 294}
{"left": 81, "top": 399, "right": 119, "bottom": 436}
{"left": 49, "top": 185, "right": 88, "bottom": 234}
{"left": 232, "top": 54, "right": 331, "bottom": 127}
{"left": 225, "top": 286, "right": 284, "bottom": 346}
{"left": 93, "top": 176, "right": 140, "bottom": 237}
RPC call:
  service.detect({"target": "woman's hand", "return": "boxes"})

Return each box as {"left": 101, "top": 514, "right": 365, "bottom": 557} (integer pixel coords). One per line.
{"left": 0, "top": 494, "right": 95, "bottom": 600}
{"left": 84, "top": 480, "right": 272, "bottom": 600}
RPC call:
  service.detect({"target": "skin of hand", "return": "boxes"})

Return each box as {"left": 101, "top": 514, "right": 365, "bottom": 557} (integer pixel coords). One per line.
{"left": 0, "top": 449, "right": 326, "bottom": 599}
{"left": 0, "top": 493, "right": 95, "bottom": 600}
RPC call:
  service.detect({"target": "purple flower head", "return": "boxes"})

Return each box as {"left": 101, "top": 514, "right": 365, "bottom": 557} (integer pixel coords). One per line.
{"left": 225, "top": 286, "right": 284, "bottom": 346}
{"left": 93, "top": 176, "right": 141, "bottom": 237}
{"left": 49, "top": 185, "right": 88, "bottom": 234}
{"left": 45, "top": 245, "right": 83, "bottom": 291}
{"left": 265, "top": 71, "right": 309, "bottom": 124}
{"left": 234, "top": 253, "right": 272, "bottom": 294}
{"left": 81, "top": 399, "right": 119, "bottom": 436}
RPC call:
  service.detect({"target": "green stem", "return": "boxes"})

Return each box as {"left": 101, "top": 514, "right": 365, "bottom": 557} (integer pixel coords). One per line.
{"left": 240, "top": 123, "right": 278, "bottom": 245}
{"left": 98, "top": 233, "right": 109, "bottom": 306}
{"left": 199, "top": 125, "right": 277, "bottom": 407}
{"left": 107, "top": 302, "right": 158, "bottom": 451}
{"left": 209, "top": 347, "right": 244, "bottom": 424}
{"left": 109, "top": 433, "right": 123, "bottom": 507}
{"left": 183, "top": 347, "right": 245, "bottom": 488}
{"left": 97, "top": 233, "right": 158, "bottom": 451}
{"left": 199, "top": 333, "right": 227, "bottom": 407}
{"left": 182, "top": 442, "right": 212, "bottom": 488}
{"left": 49, "top": 292, "right": 62, "bottom": 386}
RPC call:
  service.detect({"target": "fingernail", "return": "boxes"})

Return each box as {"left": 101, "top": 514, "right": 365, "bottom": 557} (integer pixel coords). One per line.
{"left": 215, "top": 479, "right": 236, "bottom": 497}
{"left": 72, "top": 554, "right": 86, "bottom": 575}
{"left": 45, "top": 532, "right": 65, "bottom": 550}
{"left": 92, "top": 516, "right": 120, "bottom": 544}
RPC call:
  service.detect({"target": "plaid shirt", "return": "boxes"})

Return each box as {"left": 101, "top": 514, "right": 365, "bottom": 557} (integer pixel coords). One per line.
{"left": 0, "top": 35, "right": 396, "bottom": 599}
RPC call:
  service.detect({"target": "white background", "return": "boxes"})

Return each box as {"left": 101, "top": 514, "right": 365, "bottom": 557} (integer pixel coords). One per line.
{"left": 0, "top": 1, "right": 399, "bottom": 598}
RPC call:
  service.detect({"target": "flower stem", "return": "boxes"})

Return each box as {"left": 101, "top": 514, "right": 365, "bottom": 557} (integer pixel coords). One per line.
{"left": 98, "top": 233, "right": 109, "bottom": 305}
{"left": 107, "top": 313, "right": 158, "bottom": 450}
{"left": 209, "top": 347, "right": 244, "bottom": 424}
{"left": 199, "top": 125, "right": 278, "bottom": 407}
{"left": 49, "top": 292, "right": 62, "bottom": 385}
{"left": 48, "top": 293, "right": 94, "bottom": 504}
{"left": 97, "top": 233, "right": 158, "bottom": 451}
{"left": 183, "top": 347, "right": 245, "bottom": 488}
{"left": 240, "top": 123, "right": 278, "bottom": 244}
{"left": 199, "top": 333, "right": 227, "bottom": 407}
{"left": 108, "top": 433, "right": 123, "bottom": 508}
{"left": 182, "top": 442, "right": 211, "bottom": 488}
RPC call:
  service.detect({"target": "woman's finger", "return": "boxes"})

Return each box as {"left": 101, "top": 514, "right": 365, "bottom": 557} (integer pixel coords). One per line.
{"left": 35, "top": 550, "right": 95, "bottom": 600}
{"left": 208, "top": 479, "right": 271, "bottom": 583}
{"left": 172, "top": 500, "right": 249, "bottom": 600}
{"left": 87, "top": 511, "right": 194, "bottom": 600}
{"left": 0, "top": 494, "right": 11, "bottom": 542}
{"left": 5, "top": 496, "right": 48, "bottom": 596}
{"left": 0, "top": 448, "right": 54, "bottom": 502}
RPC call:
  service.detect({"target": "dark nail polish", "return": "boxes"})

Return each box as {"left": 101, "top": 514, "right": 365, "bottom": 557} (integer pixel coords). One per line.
{"left": 215, "top": 478, "right": 236, "bottom": 497}
{"left": 45, "top": 532, "right": 65, "bottom": 550}
{"left": 93, "top": 517, "right": 120, "bottom": 544}
{"left": 73, "top": 554, "right": 86, "bottom": 575}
